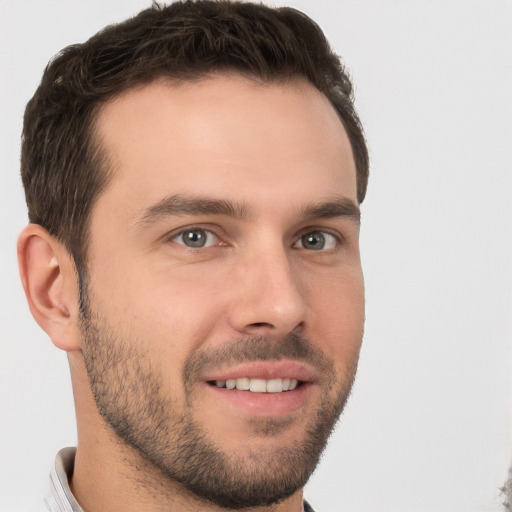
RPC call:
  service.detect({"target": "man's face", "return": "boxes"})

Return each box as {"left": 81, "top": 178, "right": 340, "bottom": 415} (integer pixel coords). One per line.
{"left": 81, "top": 75, "right": 364, "bottom": 507}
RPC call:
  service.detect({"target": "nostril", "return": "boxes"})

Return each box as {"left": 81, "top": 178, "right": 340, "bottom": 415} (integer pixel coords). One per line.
{"left": 250, "top": 322, "right": 273, "bottom": 328}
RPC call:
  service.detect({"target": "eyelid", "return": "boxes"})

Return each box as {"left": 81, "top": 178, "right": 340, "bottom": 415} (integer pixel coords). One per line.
{"left": 166, "top": 224, "right": 226, "bottom": 248}
{"left": 293, "top": 228, "right": 344, "bottom": 250}
{"left": 163, "top": 224, "right": 344, "bottom": 250}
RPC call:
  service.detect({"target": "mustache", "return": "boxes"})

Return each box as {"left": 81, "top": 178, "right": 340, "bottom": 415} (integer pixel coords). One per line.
{"left": 183, "top": 332, "right": 332, "bottom": 384}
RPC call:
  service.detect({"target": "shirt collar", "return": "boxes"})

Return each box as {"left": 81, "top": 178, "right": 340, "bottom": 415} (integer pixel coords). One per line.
{"left": 44, "top": 447, "right": 82, "bottom": 512}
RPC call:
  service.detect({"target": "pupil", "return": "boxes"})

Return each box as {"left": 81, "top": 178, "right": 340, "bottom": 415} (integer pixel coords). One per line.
{"left": 303, "top": 232, "right": 325, "bottom": 250}
{"left": 184, "top": 230, "right": 206, "bottom": 247}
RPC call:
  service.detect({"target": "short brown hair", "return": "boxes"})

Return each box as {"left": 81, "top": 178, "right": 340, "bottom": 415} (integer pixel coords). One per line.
{"left": 21, "top": 0, "right": 369, "bottom": 271}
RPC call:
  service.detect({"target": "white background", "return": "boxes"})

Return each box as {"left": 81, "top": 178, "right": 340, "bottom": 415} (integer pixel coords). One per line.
{"left": 1, "top": 1, "right": 510, "bottom": 511}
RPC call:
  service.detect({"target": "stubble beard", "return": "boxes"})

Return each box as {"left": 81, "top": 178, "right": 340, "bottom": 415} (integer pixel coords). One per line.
{"left": 79, "top": 282, "right": 359, "bottom": 509}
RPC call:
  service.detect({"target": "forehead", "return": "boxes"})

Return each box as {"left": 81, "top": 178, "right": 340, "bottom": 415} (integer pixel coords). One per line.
{"left": 92, "top": 75, "right": 357, "bottom": 220}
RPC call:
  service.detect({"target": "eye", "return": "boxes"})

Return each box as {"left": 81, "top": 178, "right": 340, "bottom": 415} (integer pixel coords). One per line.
{"left": 172, "top": 228, "right": 219, "bottom": 248}
{"left": 294, "top": 231, "right": 338, "bottom": 251}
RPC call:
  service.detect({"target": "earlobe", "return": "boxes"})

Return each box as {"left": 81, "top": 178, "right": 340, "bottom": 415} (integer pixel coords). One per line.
{"left": 17, "top": 224, "right": 81, "bottom": 351}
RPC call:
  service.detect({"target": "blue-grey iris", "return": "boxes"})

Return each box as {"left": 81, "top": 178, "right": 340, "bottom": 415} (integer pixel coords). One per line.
{"left": 301, "top": 232, "right": 325, "bottom": 250}
{"left": 182, "top": 229, "right": 207, "bottom": 248}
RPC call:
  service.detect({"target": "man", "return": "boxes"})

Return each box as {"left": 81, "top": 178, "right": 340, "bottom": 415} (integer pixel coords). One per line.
{"left": 17, "top": 1, "right": 368, "bottom": 510}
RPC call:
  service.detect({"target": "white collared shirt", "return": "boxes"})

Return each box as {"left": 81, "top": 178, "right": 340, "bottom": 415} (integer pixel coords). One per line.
{"left": 44, "top": 447, "right": 82, "bottom": 512}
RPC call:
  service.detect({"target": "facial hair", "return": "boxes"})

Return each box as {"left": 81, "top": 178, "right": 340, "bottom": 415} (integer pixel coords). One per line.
{"left": 79, "top": 283, "right": 359, "bottom": 509}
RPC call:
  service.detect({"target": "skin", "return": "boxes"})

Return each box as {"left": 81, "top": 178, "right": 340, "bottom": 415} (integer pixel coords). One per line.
{"left": 18, "top": 75, "right": 364, "bottom": 512}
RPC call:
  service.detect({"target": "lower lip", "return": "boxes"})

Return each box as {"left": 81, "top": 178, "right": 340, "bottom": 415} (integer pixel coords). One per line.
{"left": 204, "top": 382, "right": 312, "bottom": 416}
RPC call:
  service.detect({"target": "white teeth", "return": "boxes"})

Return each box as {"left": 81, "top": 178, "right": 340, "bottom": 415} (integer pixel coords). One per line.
{"left": 235, "top": 377, "right": 250, "bottom": 390}
{"left": 266, "top": 379, "right": 282, "bottom": 393}
{"left": 213, "top": 377, "right": 300, "bottom": 393}
{"left": 250, "top": 378, "right": 267, "bottom": 393}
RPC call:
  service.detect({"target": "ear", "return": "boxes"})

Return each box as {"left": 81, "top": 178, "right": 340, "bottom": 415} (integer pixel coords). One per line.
{"left": 17, "top": 224, "right": 82, "bottom": 351}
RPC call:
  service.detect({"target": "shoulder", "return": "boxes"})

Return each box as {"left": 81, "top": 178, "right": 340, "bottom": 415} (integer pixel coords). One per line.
{"left": 304, "top": 499, "right": 316, "bottom": 512}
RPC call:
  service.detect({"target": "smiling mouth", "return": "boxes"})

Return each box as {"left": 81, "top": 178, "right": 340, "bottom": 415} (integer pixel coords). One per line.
{"left": 207, "top": 378, "right": 300, "bottom": 393}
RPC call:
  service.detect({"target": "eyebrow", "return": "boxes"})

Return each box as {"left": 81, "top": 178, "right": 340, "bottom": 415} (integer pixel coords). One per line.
{"left": 301, "top": 198, "right": 361, "bottom": 225}
{"left": 136, "top": 194, "right": 360, "bottom": 227}
{"left": 137, "top": 195, "right": 249, "bottom": 226}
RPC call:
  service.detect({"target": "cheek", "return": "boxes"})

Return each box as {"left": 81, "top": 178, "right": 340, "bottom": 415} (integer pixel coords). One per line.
{"left": 309, "top": 270, "right": 365, "bottom": 362}
{"left": 88, "top": 260, "right": 229, "bottom": 360}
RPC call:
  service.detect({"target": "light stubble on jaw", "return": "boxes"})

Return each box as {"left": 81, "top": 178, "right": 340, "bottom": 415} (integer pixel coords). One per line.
{"left": 78, "top": 279, "right": 359, "bottom": 509}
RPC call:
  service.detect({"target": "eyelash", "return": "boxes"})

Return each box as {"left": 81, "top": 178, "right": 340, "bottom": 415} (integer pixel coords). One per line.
{"left": 168, "top": 226, "right": 344, "bottom": 251}
{"left": 170, "top": 228, "right": 222, "bottom": 249}
{"left": 293, "top": 230, "right": 340, "bottom": 251}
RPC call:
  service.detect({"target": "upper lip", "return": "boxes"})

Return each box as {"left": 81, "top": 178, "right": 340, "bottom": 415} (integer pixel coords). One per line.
{"left": 201, "top": 360, "right": 318, "bottom": 383}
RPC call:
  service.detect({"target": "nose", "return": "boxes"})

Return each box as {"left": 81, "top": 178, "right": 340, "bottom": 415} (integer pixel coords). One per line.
{"left": 227, "top": 245, "right": 308, "bottom": 337}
